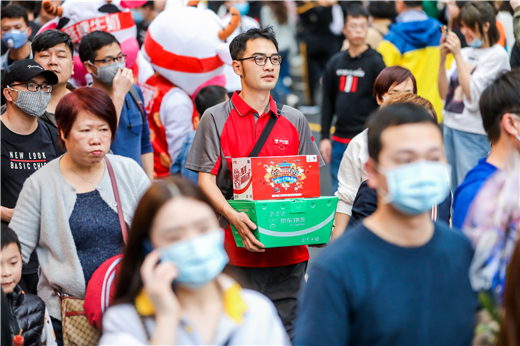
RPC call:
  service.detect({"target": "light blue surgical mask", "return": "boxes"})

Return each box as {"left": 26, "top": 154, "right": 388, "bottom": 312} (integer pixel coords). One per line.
{"left": 132, "top": 9, "right": 144, "bottom": 24}
{"left": 378, "top": 161, "right": 451, "bottom": 216}
{"left": 468, "top": 36, "right": 483, "bottom": 48}
{"left": 233, "top": 2, "right": 250, "bottom": 16}
{"left": 2, "top": 28, "right": 28, "bottom": 49}
{"left": 160, "top": 229, "right": 228, "bottom": 290}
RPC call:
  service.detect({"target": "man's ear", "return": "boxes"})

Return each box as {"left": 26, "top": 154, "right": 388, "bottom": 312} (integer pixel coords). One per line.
{"left": 26, "top": 26, "right": 32, "bottom": 39}
{"left": 83, "top": 61, "right": 94, "bottom": 75}
{"left": 365, "top": 158, "right": 379, "bottom": 190}
{"left": 232, "top": 60, "right": 242, "bottom": 78}
{"left": 3, "top": 88, "right": 13, "bottom": 102}
{"left": 483, "top": 22, "right": 490, "bottom": 34}
{"left": 502, "top": 113, "right": 520, "bottom": 137}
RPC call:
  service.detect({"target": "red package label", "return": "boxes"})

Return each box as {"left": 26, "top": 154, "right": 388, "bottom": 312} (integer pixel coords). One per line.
{"left": 232, "top": 155, "right": 320, "bottom": 200}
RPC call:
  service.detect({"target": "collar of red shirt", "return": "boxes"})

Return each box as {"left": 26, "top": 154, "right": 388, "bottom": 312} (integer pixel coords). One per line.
{"left": 231, "top": 91, "right": 279, "bottom": 118}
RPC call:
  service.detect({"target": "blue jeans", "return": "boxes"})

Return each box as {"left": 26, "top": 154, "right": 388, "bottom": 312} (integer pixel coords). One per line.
{"left": 331, "top": 140, "right": 349, "bottom": 193}
{"left": 171, "top": 132, "right": 199, "bottom": 185}
{"left": 443, "top": 126, "right": 491, "bottom": 190}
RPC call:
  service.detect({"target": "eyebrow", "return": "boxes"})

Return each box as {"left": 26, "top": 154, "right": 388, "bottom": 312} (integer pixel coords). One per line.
{"left": 99, "top": 52, "right": 123, "bottom": 59}
{"left": 161, "top": 216, "right": 213, "bottom": 234}
{"left": 393, "top": 147, "right": 443, "bottom": 155}
{"left": 7, "top": 255, "right": 19, "bottom": 261}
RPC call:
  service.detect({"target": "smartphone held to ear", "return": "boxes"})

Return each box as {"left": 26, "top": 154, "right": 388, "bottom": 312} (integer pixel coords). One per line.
{"left": 142, "top": 239, "right": 179, "bottom": 293}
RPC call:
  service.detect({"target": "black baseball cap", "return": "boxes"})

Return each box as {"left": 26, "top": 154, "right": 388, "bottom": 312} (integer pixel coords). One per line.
{"left": 2, "top": 59, "right": 59, "bottom": 89}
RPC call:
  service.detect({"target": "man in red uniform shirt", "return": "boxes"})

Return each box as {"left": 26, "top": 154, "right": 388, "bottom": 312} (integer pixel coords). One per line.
{"left": 186, "top": 27, "right": 323, "bottom": 338}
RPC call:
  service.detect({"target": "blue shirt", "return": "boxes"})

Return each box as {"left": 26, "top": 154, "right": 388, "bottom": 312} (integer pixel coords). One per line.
{"left": 110, "top": 85, "right": 153, "bottom": 166}
{"left": 294, "top": 222, "right": 477, "bottom": 346}
{"left": 69, "top": 190, "right": 123, "bottom": 284}
{"left": 453, "top": 158, "right": 498, "bottom": 229}
{"left": 170, "top": 130, "right": 198, "bottom": 185}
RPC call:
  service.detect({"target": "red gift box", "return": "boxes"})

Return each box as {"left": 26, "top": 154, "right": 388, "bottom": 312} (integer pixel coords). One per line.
{"left": 232, "top": 155, "right": 320, "bottom": 200}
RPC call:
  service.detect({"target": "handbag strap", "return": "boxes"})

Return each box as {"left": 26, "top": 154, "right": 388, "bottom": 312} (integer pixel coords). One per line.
{"left": 104, "top": 156, "right": 128, "bottom": 244}
{"left": 248, "top": 103, "right": 282, "bottom": 158}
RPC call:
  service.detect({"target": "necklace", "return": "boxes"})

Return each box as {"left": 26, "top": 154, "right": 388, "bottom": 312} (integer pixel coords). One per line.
{"left": 68, "top": 161, "right": 103, "bottom": 189}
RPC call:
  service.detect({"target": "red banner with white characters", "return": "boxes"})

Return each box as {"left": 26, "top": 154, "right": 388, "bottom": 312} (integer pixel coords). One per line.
{"left": 61, "top": 12, "right": 134, "bottom": 44}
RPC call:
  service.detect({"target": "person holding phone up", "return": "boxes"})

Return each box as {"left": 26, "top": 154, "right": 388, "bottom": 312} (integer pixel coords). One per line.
{"left": 99, "top": 177, "right": 289, "bottom": 345}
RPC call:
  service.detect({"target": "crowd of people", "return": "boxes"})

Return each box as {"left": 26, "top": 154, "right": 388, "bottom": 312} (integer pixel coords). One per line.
{"left": 0, "top": 1, "right": 519, "bottom": 346}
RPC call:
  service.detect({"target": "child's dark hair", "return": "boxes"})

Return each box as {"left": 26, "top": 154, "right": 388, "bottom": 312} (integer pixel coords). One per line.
{"left": 1, "top": 224, "right": 21, "bottom": 253}
{"left": 194, "top": 85, "right": 228, "bottom": 116}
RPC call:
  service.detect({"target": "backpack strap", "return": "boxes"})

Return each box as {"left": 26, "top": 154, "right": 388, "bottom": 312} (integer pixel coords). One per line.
{"left": 248, "top": 102, "right": 282, "bottom": 158}
{"left": 104, "top": 156, "right": 128, "bottom": 244}
{"left": 128, "top": 85, "right": 146, "bottom": 125}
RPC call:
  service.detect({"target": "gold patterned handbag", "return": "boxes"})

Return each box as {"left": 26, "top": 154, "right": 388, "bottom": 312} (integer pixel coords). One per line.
{"left": 59, "top": 295, "right": 101, "bottom": 346}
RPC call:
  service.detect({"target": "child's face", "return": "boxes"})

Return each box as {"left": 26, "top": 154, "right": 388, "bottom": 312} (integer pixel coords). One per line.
{"left": 1, "top": 244, "right": 23, "bottom": 294}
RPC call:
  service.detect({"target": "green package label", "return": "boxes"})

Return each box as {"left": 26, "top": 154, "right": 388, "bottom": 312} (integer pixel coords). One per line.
{"left": 229, "top": 197, "right": 338, "bottom": 248}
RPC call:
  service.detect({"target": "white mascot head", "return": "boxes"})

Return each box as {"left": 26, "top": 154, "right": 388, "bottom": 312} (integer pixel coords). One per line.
{"left": 142, "top": 1, "right": 240, "bottom": 96}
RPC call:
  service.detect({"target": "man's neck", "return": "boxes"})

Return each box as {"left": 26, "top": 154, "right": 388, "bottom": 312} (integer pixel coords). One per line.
{"left": 486, "top": 138, "right": 519, "bottom": 170}
{"left": 348, "top": 43, "right": 369, "bottom": 58}
{"left": 363, "top": 203, "right": 434, "bottom": 248}
{"left": 239, "top": 87, "right": 271, "bottom": 114}
{"left": 1, "top": 105, "right": 39, "bottom": 135}
{"left": 9, "top": 43, "right": 31, "bottom": 61}
{"left": 47, "top": 82, "right": 70, "bottom": 114}
{"left": 92, "top": 79, "right": 113, "bottom": 97}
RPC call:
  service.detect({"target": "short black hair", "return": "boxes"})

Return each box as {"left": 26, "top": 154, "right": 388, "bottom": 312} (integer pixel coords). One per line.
{"left": 368, "top": 1, "right": 397, "bottom": 20}
{"left": 1, "top": 4, "right": 29, "bottom": 26}
{"left": 229, "top": 26, "right": 278, "bottom": 61}
{"left": 78, "top": 31, "right": 120, "bottom": 63}
{"left": 32, "top": 29, "right": 74, "bottom": 57}
{"left": 344, "top": 4, "right": 369, "bottom": 23}
{"left": 194, "top": 85, "right": 228, "bottom": 116}
{"left": 141, "top": 1, "right": 154, "bottom": 9}
{"left": 1, "top": 224, "right": 21, "bottom": 253}
{"left": 403, "top": 1, "right": 423, "bottom": 9}
{"left": 16, "top": 1, "right": 40, "bottom": 18}
{"left": 366, "top": 103, "right": 439, "bottom": 163}
{"left": 480, "top": 69, "right": 520, "bottom": 144}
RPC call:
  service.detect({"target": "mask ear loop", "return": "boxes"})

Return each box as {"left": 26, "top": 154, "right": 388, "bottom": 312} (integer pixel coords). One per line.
{"left": 374, "top": 164, "right": 393, "bottom": 204}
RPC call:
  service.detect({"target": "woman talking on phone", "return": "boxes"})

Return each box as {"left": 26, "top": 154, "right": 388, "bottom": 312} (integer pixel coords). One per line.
{"left": 99, "top": 177, "right": 289, "bottom": 345}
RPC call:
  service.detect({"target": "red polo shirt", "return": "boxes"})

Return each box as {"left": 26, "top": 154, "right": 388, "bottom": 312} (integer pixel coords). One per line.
{"left": 186, "top": 92, "right": 324, "bottom": 267}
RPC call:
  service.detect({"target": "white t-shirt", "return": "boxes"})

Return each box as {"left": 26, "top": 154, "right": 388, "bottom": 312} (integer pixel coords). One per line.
{"left": 335, "top": 129, "right": 369, "bottom": 216}
{"left": 443, "top": 44, "right": 510, "bottom": 135}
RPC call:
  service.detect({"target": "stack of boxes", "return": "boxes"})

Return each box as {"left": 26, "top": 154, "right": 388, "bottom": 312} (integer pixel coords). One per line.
{"left": 229, "top": 155, "right": 338, "bottom": 248}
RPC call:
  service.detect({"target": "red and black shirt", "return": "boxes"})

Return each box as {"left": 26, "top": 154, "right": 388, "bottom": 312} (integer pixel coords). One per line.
{"left": 186, "top": 92, "right": 324, "bottom": 267}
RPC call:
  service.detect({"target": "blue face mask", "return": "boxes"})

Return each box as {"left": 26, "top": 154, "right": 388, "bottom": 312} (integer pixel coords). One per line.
{"left": 160, "top": 229, "right": 228, "bottom": 290}
{"left": 2, "top": 28, "right": 28, "bottom": 50}
{"left": 233, "top": 2, "right": 250, "bottom": 16}
{"left": 378, "top": 161, "right": 451, "bottom": 216}
{"left": 132, "top": 9, "right": 144, "bottom": 24}
{"left": 468, "top": 36, "right": 483, "bottom": 48}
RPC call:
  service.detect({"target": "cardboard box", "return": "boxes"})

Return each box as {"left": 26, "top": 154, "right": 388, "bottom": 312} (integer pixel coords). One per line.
{"left": 232, "top": 155, "right": 320, "bottom": 200}
{"left": 229, "top": 197, "right": 338, "bottom": 248}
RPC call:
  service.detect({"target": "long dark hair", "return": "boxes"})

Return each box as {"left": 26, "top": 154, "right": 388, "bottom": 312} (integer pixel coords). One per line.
{"left": 113, "top": 176, "right": 213, "bottom": 305}
{"left": 496, "top": 238, "right": 520, "bottom": 345}
{"left": 264, "top": 1, "right": 288, "bottom": 25}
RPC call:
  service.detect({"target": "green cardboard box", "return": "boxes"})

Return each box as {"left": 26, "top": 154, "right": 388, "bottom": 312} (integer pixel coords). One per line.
{"left": 229, "top": 197, "right": 338, "bottom": 248}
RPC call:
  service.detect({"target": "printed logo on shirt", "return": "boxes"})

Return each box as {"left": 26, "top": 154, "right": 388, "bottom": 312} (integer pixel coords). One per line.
{"left": 9, "top": 151, "right": 48, "bottom": 170}
{"left": 273, "top": 138, "right": 289, "bottom": 151}
{"left": 337, "top": 69, "right": 365, "bottom": 93}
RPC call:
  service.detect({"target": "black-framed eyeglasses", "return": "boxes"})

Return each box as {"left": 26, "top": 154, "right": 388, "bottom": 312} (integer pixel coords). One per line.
{"left": 9, "top": 82, "right": 52, "bottom": 93}
{"left": 236, "top": 54, "right": 282, "bottom": 66}
{"left": 90, "top": 54, "right": 127, "bottom": 65}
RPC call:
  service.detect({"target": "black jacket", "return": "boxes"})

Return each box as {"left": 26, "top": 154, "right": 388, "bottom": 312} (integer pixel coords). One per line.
{"left": 6, "top": 285, "right": 46, "bottom": 346}
{"left": 321, "top": 48, "right": 385, "bottom": 140}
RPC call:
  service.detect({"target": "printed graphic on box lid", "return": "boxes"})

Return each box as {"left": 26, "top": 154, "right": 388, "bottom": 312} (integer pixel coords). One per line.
{"left": 264, "top": 160, "right": 307, "bottom": 193}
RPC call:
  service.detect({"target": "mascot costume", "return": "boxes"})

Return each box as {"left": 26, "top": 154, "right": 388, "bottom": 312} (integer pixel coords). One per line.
{"left": 141, "top": 1, "right": 240, "bottom": 177}
{"left": 39, "top": 0, "right": 146, "bottom": 86}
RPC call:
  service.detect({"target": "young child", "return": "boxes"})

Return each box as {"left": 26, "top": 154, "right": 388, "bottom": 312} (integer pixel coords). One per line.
{"left": 170, "top": 85, "right": 229, "bottom": 185}
{"left": 1, "top": 225, "right": 56, "bottom": 346}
